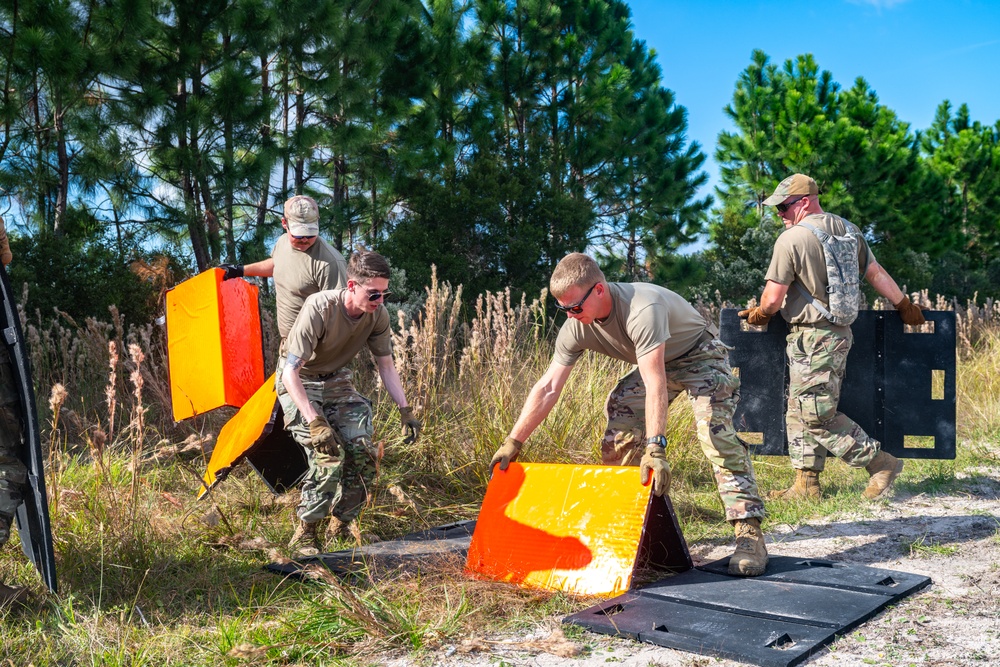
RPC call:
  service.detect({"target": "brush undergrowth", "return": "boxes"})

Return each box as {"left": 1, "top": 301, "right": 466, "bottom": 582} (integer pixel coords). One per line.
{"left": 0, "top": 277, "right": 998, "bottom": 664}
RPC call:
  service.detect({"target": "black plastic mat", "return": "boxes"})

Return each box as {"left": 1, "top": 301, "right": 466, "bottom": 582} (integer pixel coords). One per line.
{"left": 564, "top": 556, "right": 931, "bottom": 667}
{"left": 720, "top": 308, "right": 956, "bottom": 459}
{"left": 266, "top": 520, "right": 476, "bottom": 578}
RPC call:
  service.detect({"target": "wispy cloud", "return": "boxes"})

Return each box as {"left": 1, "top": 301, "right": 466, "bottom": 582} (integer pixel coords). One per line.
{"left": 846, "top": 0, "right": 911, "bottom": 10}
{"left": 921, "top": 39, "right": 1000, "bottom": 63}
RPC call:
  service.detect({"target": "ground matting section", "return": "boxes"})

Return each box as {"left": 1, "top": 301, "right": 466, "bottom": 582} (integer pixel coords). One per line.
{"left": 266, "top": 520, "right": 477, "bottom": 578}
{"left": 565, "top": 556, "right": 931, "bottom": 667}
{"left": 720, "top": 308, "right": 956, "bottom": 459}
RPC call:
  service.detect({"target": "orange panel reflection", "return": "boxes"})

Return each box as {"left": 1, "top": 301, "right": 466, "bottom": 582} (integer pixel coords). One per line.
{"left": 466, "top": 462, "right": 652, "bottom": 596}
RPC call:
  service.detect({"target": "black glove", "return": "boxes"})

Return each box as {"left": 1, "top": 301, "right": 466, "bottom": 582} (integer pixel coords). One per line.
{"left": 219, "top": 264, "right": 244, "bottom": 281}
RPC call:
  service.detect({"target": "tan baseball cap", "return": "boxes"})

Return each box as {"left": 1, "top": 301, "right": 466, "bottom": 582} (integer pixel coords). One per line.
{"left": 763, "top": 174, "right": 818, "bottom": 206}
{"left": 283, "top": 195, "right": 320, "bottom": 236}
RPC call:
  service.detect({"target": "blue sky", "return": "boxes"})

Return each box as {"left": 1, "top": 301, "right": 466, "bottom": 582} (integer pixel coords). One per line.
{"left": 624, "top": 0, "right": 1000, "bottom": 216}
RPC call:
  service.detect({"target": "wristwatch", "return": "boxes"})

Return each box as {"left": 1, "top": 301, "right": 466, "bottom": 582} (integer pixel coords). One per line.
{"left": 646, "top": 434, "right": 668, "bottom": 448}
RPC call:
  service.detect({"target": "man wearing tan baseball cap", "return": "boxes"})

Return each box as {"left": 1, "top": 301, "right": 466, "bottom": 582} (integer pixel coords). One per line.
{"left": 740, "top": 173, "right": 925, "bottom": 502}
{"left": 219, "top": 195, "right": 348, "bottom": 340}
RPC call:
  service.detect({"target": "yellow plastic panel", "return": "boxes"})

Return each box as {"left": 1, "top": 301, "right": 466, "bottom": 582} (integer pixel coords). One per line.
{"left": 466, "top": 462, "right": 652, "bottom": 596}
{"left": 198, "top": 374, "right": 279, "bottom": 497}
{"left": 166, "top": 269, "right": 263, "bottom": 420}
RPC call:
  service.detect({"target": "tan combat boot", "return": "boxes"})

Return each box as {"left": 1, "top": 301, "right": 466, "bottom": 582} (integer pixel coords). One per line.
{"left": 729, "top": 517, "right": 768, "bottom": 577}
{"left": 326, "top": 516, "right": 350, "bottom": 540}
{"left": 287, "top": 519, "right": 322, "bottom": 559}
{"left": 767, "top": 469, "right": 821, "bottom": 500}
{"left": 863, "top": 451, "right": 904, "bottom": 499}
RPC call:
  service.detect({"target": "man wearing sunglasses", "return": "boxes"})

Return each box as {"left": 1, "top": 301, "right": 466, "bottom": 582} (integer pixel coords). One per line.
{"left": 490, "top": 253, "right": 768, "bottom": 577}
{"left": 278, "top": 250, "right": 420, "bottom": 558}
{"left": 740, "top": 173, "right": 925, "bottom": 502}
{"left": 219, "top": 195, "right": 348, "bottom": 341}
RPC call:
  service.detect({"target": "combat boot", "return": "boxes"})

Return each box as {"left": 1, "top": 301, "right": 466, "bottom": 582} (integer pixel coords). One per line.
{"left": 863, "top": 451, "right": 904, "bottom": 499}
{"left": 287, "top": 519, "right": 322, "bottom": 559}
{"left": 767, "top": 469, "right": 821, "bottom": 500}
{"left": 729, "top": 517, "right": 768, "bottom": 577}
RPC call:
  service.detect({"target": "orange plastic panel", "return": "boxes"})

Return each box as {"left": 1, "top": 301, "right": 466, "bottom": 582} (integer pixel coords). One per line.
{"left": 466, "top": 462, "right": 652, "bottom": 596}
{"left": 198, "top": 374, "right": 279, "bottom": 497}
{"left": 166, "top": 269, "right": 264, "bottom": 420}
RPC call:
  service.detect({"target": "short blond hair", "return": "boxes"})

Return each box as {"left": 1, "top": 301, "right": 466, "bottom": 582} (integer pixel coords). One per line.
{"left": 549, "top": 253, "right": 605, "bottom": 297}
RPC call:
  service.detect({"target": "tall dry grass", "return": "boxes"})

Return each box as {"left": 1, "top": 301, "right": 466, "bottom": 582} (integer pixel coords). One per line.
{"left": 1, "top": 274, "right": 999, "bottom": 664}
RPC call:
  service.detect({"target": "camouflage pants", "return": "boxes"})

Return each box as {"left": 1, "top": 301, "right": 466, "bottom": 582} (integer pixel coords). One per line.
{"left": 0, "top": 347, "right": 25, "bottom": 547}
{"left": 603, "top": 338, "right": 764, "bottom": 521}
{"left": 277, "top": 368, "right": 377, "bottom": 524}
{"left": 785, "top": 328, "right": 879, "bottom": 471}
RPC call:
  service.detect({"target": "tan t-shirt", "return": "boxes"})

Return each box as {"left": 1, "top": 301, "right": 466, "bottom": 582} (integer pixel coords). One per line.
{"left": 552, "top": 283, "right": 707, "bottom": 367}
{"left": 285, "top": 289, "right": 393, "bottom": 375}
{"left": 765, "top": 212, "right": 875, "bottom": 327}
{"left": 272, "top": 235, "right": 348, "bottom": 338}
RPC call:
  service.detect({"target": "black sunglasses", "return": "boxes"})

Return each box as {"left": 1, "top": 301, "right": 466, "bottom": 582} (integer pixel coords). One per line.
{"left": 776, "top": 196, "right": 805, "bottom": 214}
{"left": 365, "top": 288, "right": 391, "bottom": 302}
{"left": 554, "top": 283, "right": 597, "bottom": 314}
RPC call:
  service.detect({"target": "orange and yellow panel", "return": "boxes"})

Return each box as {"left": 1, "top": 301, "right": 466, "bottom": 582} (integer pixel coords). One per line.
{"left": 166, "top": 268, "right": 264, "bottom": 421}
{"left": 466, "top": 462, "right": 654, "bottom": 596}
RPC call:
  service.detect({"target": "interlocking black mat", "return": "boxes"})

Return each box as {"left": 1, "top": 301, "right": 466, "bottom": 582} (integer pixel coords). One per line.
{"left": 565, "top": 556, "right": 931, "bottom": 667}
{"left": 266, "top": 520, "right": 476, "bottom": 578}
{"left": 720, "top": 308, "right": 956, "bottom": 459}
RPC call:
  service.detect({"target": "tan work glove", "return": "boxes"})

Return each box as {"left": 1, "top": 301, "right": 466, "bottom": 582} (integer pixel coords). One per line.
{"left": 894, "top": 296, "right": 926, "bottom": 326}
{"left": 738, "top": 306, "right": 772, "bottom": 326}
{"left": 309, "top": 415, "right": 339, "bottom": 457}
{"left": 639, "top": 443, "right": 671, "bottom": 496}
{"left": 0, "top": 217, "right": 11, "bottom": 266}
{"left": 489, "top": 436, "right": 522, "bottom": 474}
{"left": 399, "top": 406, "right": 421, "bottom": 444}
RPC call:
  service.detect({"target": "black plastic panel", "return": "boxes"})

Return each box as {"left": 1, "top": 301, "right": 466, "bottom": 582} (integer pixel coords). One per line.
{"left": 720, "top": 309, "right": 955, "bottom": 459}
{"left": 565, "top": 556, "right": 931, "bottom": 667}
{"left": 0, "top": 264, "right": 57, "bottom": 592}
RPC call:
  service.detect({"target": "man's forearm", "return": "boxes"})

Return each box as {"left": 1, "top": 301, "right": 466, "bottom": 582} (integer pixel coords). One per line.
{"left": 376, "top": 356, "right": 408, "bottom": 408}
{"left": 281, "top": 355, "right": 318, "bottom": 422}
{"left": 509, "top": 382, "right": 560, "bottom": 443}
{"left": 867, "top": 263, "right": 905, "bottom": 305}
{"left": 243, "top": 258, "right": 275, "bottom": 278}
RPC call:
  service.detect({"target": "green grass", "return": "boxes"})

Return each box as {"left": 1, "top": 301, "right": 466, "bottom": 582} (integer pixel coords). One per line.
{"left": 2, "top": 287, "right": 999, "bottom": 664}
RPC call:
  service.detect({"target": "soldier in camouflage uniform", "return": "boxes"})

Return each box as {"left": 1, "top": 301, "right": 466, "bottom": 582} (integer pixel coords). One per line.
{"left": 0, "top": 217, "right": 30, "bottom": 605}
{"left": 217, "top": 196, "right": 356, "bottom": 539}
{"left": 490, "top": 253, "right": 767, "bottom": 577}
{"left": 279, "top": 251, "right": 420, "bottom": 558}
{"left": 740, "top": 174, "right": 926, "bottom": 501}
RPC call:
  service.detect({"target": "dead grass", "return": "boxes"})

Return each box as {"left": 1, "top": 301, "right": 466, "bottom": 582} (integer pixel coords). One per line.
{"left": 0, "top": 278, "right": 997, "bottom": 664}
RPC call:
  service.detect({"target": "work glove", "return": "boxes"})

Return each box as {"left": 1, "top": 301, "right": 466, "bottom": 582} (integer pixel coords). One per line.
{"left": 639, "top": 443, "right": 671, "bottom": 496}
{"left": 219, "top": 264, "right": 244, "bottom": 281}
{"left": 894, "top": 296, "right": 926, "bottom": 326}
{"left": 737, "top": 306, "right": 772, "bottom": 327}
{"left": 0, "top": 217, "right": 11, "bottom": 266}
{"left": 399, "top": 406, "right": 421, "bottom": 444}
{"left": 309, "top": 415, "right": 339, "bottom": 457}
{"left": 489, "top": 436, "right": 523, "bottom": 474}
